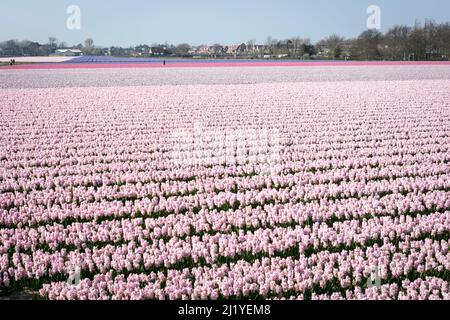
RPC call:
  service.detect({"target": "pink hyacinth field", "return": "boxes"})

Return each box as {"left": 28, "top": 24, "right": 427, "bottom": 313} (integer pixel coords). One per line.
{"left": 0, "top": 64, "right": 449, "bottom": 300}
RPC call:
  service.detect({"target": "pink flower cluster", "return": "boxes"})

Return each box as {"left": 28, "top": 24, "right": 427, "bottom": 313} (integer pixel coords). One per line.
{"left": 0, "top": 67, "right": 449, "bottom": 300}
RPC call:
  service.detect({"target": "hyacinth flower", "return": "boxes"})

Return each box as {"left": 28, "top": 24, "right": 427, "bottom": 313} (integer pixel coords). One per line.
{"left": 1, "top": 68, "right": 449, "bottom": 300}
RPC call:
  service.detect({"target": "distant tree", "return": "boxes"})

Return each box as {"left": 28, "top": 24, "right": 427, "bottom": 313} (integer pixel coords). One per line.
{"left": 211, "top": 43, "right": 224, "bottom": 55}
{"left": 401, "top": 19, "right": 429, "bottom": 60}
{"left": 290, "top": 37, "right": 310, "bottom": 57}
{"left": 317, "top": 34, "right": 345, "bottom": 58}
{"left": 333, "top": 46, "right": 342, "bottom": 59}
{"left": 2, "top": 19, "right": 450, "bottom": 60}
{"left": 246, "top": 39, "right": 257, "bottom": 56}
{"left": 302, "top": 44, "right": 316, "bottom": 57}
{"left": 175, "top": 43, "right": 191, "bottom": 55}
{"left": 84, "top": 38, "right": 94, "bottom": 49}
{"left": 48, "top": 37, "right": 58, "bottom": 48}
{"left": 354, "top": 29, "right": 382, "bottom": 60}
{"left": 380, "top": 25, "right": 411, "bottom": 60}
{"left": 436, "top": 22, "right": 450, "bottom": 59}
{"left": 380, "top": 20, "right": 450, "bottom": 61}
{"left": 83, "top": 38, "right": 96, "bottom": 55}
{"left": 2, "top": 40, "right": 19, "bottom": 56}
{"left": 286, "top": 40, "right": 293, "bottom": 55}
{"left": 265, "top": 36, "right": 277, "bottom": 55}
{"left": 423, "top": 19, "right": 440, "bottom": 59}
{"left": 26, "top": 41, "right": 41, "bottom": 56}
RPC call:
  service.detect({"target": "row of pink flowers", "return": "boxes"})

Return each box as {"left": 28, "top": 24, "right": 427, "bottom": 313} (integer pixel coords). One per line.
{"left": 1, "top": 75, "right": 448, "bottom": 299}
{"left": 32, "top": 238, "right": 447, "bottom": 300}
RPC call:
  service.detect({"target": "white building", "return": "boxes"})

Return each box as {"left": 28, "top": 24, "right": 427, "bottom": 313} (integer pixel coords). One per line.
{"left": 55, "top": 49, "right": 83, "bottom": 56}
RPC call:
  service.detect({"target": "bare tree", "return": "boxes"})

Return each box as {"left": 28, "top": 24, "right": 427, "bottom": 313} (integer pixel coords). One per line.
{"left": 317, "top": 34, "right": 345, "bottom": 58}
{"left": 289, "top": 37, "right": 310, "bottom": 58}
{"left": 84, "top": 38, "right": 94, "bottom": 49}
{"left": 436, "top": 22, "right": 450, "bottom": 58}
{"left": 423, "top": 19, "right": 440, "bottom": 59}
{"left": 353, "top": 29, "right": 382, "bottom": 60}
{"left": 381, "top": 26, "right": 411, "bottom": 60}
{"left": 246, "top": 39, "right": 257, "bottom": 56}
{"left": 48, "top": 37, "right": 58, "bottom": 49}
{"left": 211, "top": 43, "right": 224, "bottom": 55}
{"left": 265, "top": 36, "right": 277, "bottom": 55}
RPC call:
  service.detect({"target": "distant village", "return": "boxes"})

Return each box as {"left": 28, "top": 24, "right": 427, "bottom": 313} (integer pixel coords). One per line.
{"left": 1, "top": 20, "right": 450, "bottom": 61}
{"left": 51, "top": 41, "right": 334, "bottom": 60}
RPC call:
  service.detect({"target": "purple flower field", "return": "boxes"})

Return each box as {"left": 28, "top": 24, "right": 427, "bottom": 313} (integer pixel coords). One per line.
{"left": 0, "top": 65, "right": 449, "bottom": 300}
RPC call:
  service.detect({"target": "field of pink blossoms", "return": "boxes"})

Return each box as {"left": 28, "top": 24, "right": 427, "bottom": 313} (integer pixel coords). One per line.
{"left": 0, "top": 65, "right": 449, "bottom": 300}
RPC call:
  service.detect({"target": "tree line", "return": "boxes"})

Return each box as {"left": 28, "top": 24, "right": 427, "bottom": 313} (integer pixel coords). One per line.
{"left": 1, "top": 20, "right": 449, "bottom": 60}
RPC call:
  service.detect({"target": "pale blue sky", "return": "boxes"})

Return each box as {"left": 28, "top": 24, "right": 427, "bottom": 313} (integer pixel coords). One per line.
{"left": 1, "top": 0, "right": 449, "bottom": 46}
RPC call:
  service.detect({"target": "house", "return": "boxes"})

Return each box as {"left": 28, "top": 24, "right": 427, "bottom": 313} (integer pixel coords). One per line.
{"left": 196, "top": 46, "right": 211, "bottom": 55}
{"left": 339, "top": 40, "right": 354, "bottom": 60}
{"left": 210, "top": 45, "right": 226, "bottom": 55}
{"left": 226, "top": 43, "right": 247, "bottom": 55}
{"left": 134, "top": 45, "right": 151, "bottom": 56}
{"left": 316, "top": 46, "right": 331, "bottom": 58}
{"left": 55, "top": 49, "right": 83, "bottom": 56}
{"left": 246, "top": 44, "right": 264, "bottom": 54}
{"left": 150, "top": 46, "right": 171, "bottom": 56}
